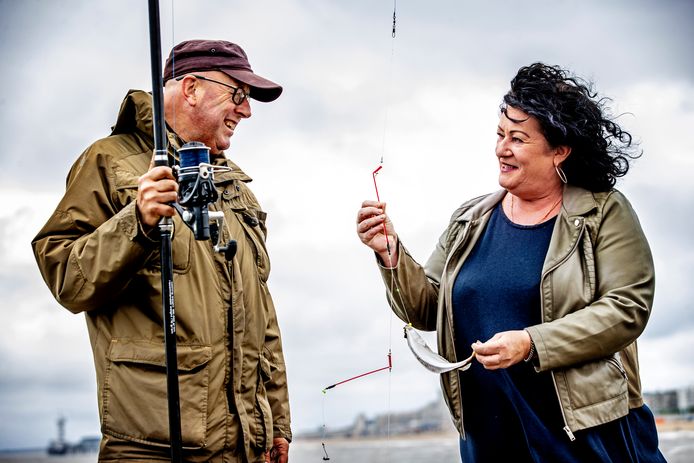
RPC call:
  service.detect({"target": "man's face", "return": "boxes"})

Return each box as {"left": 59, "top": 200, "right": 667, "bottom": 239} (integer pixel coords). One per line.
{"left": 187, "top": 71, "right": 252, "bottom": 155}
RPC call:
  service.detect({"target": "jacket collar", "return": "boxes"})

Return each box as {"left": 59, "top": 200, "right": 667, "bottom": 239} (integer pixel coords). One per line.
{"left": 561, "top": 184, "right": 599, "bottom": 217}
{"left": 456, "top": 184, "right": 598, "bottom": 223}
{"left": 455, "top": 190, "right": 506, "bottom": 223}
{"left": 110, "top": 89, "right": 253, "bottom": 184}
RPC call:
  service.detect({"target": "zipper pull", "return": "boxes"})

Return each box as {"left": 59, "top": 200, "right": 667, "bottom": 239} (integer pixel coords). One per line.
{"left": 563, "top": 425, "right": 576, "bottom": 441}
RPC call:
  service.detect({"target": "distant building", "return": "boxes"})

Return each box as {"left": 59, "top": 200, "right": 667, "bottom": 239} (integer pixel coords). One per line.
{"left": 308, "top": 385, "right": 694, "bottom": 440}
{"left": 73, "top": 436, "right": 101, "bottom": 453}
{"left": 46, "top": 416, "right": 100, "bottom": 455}
{"left": 676, "top": 386, "right": 694, "bottom": 413}
{"left": 644, "top": 385, "right": 694, "bottom": 414}
{"left": 47, "top": 416, "right": 68, "bottom": 455}
{"left": 303, "top": 396, "right": 455, "bottom": 439}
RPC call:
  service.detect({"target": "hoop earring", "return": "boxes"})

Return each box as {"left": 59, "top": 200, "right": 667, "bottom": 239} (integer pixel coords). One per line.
{"left": 555, "top": 165, "right": 568, "bottom": 184}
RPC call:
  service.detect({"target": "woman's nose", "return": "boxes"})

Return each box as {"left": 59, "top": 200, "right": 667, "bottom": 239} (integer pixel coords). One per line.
{"left": 496, "top": 138, "right": 509, "bottom": 157}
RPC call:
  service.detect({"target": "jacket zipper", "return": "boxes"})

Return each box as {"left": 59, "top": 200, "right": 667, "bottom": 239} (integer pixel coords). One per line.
{"left": 211, "top": 197, "right": 237, "bottom": 427}
{"left": 550, "top": 374, "right": 576, "bottom": 441}
{"left": 541, "top": 218, "right": 585, "bottom": 442}
{"left": 607, "top": 356, "right": 628, "bottom": 380}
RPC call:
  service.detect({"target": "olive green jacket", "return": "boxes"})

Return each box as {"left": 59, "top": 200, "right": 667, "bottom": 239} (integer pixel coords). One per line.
{"left": 32, "top": 90, "right": 291, "bottom": 462}
{"left": 380, "top": 185, "right": 654, "bottom": 440}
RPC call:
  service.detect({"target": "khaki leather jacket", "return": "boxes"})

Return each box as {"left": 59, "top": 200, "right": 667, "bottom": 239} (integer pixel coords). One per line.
{"left": 32, "top": 90, "right": 291, "bottom": 462}
{"left": 381, "top": 185, "right": 654, "bottom": 440}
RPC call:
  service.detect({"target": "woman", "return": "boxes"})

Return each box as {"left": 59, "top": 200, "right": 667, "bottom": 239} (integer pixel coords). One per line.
{"left": 356, "top": 63, "right": 665, "bottom": 462}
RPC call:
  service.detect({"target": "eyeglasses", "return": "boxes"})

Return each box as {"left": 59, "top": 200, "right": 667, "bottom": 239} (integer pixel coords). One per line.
{"left": 176, "top": 74, "right": 250, "bottom": 105}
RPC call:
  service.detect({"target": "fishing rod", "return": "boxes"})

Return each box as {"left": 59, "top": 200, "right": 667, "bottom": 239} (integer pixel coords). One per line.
{"left": 147, "top": 0, "right": 183, "bottom": 461}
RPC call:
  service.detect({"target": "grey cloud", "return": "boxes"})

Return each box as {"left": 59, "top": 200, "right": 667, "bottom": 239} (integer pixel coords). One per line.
{"left": 624, "top": 185, "right": 694, "bottom": 337}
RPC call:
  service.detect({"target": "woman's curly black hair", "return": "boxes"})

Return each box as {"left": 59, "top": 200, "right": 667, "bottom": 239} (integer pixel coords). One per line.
{"left": 502, "top": 63, "right": 640, "bottom": 192}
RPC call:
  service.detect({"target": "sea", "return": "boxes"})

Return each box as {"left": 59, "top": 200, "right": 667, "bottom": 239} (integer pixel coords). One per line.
{"left": 1, "top": 431, "right": 693, "bottom": 462}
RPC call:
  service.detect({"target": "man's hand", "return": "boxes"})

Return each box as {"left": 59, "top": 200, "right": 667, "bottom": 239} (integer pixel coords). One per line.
{"left": 136, "top": 165, "right": 178, "bottom": 228}
{"left": 472, "top": 330, "right": 532, "bottom": 369}
{"left": 265, "top": 437, "right": 289, "bottom": 463}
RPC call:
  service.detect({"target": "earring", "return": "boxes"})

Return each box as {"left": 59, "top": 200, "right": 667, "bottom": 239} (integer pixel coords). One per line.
{"left": 555, "top": 165, "right": 568, "bottom": 184}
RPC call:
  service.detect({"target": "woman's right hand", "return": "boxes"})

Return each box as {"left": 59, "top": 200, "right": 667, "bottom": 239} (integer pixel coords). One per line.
{"left": 356, "top": 200, "right": 399, "bottom": 267}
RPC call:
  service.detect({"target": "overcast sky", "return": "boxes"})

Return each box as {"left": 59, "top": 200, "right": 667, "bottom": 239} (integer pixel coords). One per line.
{"left": 0, "top": 0, "right": 693, "bottom": 451}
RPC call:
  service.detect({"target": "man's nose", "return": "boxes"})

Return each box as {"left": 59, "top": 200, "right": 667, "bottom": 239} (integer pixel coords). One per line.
{"left": 236, "top": 98, "right": 252, "bottom": 118}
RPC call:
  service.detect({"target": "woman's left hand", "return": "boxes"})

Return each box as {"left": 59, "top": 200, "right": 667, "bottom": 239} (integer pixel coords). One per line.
{"left": 472, "top": 330, "right": 532, "bottom": 369}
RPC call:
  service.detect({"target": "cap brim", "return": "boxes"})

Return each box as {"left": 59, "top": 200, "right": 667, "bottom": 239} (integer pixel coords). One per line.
{"left": 220, "top": 69, "right": 282, "bottom": 103}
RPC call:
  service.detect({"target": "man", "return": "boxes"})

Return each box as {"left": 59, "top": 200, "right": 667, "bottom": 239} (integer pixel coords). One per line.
{"left": 32, "top": 40, "right": 291, "bottom": 463}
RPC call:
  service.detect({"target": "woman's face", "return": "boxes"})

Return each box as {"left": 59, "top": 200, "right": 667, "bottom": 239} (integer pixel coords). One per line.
{"left": 495, "top": 106, "right": 570, "bottom": 199}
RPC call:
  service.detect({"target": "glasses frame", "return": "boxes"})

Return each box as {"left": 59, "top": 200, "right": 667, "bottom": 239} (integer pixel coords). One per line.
{"left": 175, "top": 73, "right": 250, "bottom": 105}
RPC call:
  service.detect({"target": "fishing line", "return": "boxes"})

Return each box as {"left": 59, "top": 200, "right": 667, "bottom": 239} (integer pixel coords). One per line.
{"left": 373, "top": 0, "right": 411, "bottom": 328}
{"left": 379, "top": 0, "right": 397, "bottom": 165}
{"left": 321, "top": 394, "right": 330, "bottom": 460}
{"left": 371, "top": 0, "right": 477, "bottom": 407}
{"left": 320, "top": 2, "right": 398, "bottom": 459}
{"left": 375, "top": 4, "right": 398, "bottom": 458}
{"left": 170, "top": 0, "right": 176, "bottom": 133}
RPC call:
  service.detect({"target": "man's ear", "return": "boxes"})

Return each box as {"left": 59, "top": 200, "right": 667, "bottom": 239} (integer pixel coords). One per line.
{"left": 179, "top": 75, "right": 199, "bottom": 105}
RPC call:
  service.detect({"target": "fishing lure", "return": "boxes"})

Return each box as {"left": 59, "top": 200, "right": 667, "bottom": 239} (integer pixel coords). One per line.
{"left": 403, "top": 324, "right": 475, "bottom": 373}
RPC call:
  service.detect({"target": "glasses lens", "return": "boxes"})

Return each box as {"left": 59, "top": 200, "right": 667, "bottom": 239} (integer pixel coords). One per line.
{"left": 232, "top": 88, "right": 248, "bottom": 105}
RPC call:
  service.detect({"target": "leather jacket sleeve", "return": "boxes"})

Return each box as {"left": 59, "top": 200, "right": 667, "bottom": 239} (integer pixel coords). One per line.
{"left": 377, "top": 239, "right": 443, "bottom": 332}
{"left": 526, "top": 190, "right": 655, "bottom": 370}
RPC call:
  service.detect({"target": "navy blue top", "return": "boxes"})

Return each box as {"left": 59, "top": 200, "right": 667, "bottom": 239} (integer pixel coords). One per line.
{"left": 451, "top": 202, "right": 665, "bottom": 462}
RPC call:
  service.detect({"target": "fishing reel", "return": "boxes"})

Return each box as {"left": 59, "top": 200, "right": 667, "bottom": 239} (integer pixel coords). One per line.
{"left": 172, "top": 141, "right": 237, "bottom": 260}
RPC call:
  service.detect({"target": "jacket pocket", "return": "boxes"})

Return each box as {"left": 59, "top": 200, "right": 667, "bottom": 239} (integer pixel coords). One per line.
{"left": 102, "top": 339, "right": 212, "bottom": 448}
{"left": 226, "top": 205, "right": 270, "bottom": 282}
{"left": 146, "top": 219, "right": 193, "bottom": 273}
{"left": 563, "top": 354, "right": 628, "bottom": 410}
{"left": 249, "top": 354, "right": 274, "bottom": 451}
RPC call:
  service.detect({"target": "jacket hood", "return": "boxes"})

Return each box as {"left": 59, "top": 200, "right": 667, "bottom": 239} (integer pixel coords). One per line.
{"left": 111, "top": 90, "right": 156, "bottom": 143}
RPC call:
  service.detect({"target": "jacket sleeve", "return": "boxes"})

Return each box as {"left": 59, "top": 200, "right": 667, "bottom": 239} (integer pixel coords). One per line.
{"left": 262, "top": 285, "right": 292, "bottom": 442}
{"left": 527, "top": 191, "right": 655, "bottom": 370}
{"left": 31, "top": 148, "right": 157, "bottom": 313}
{"left": 376, "top": 231, "right": 447, "bottom": 331}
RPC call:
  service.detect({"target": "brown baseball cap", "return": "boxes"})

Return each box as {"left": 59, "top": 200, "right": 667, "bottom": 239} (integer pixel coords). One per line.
{"left": 163, "top": 39, "right": 282, "bottom": 102}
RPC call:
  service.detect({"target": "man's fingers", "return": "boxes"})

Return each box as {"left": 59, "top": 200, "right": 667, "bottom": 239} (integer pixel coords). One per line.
{"left": 151, "top": 203, "right": 177, "bottom": 218}
{"left": 149, "top": 178, "right": 178, "bottom": 193}
{"left": 140, "top": 188, "right": 178, "bottom": 204}
{"left": 143, "top": 165, "right": 176, "bottom": 181}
